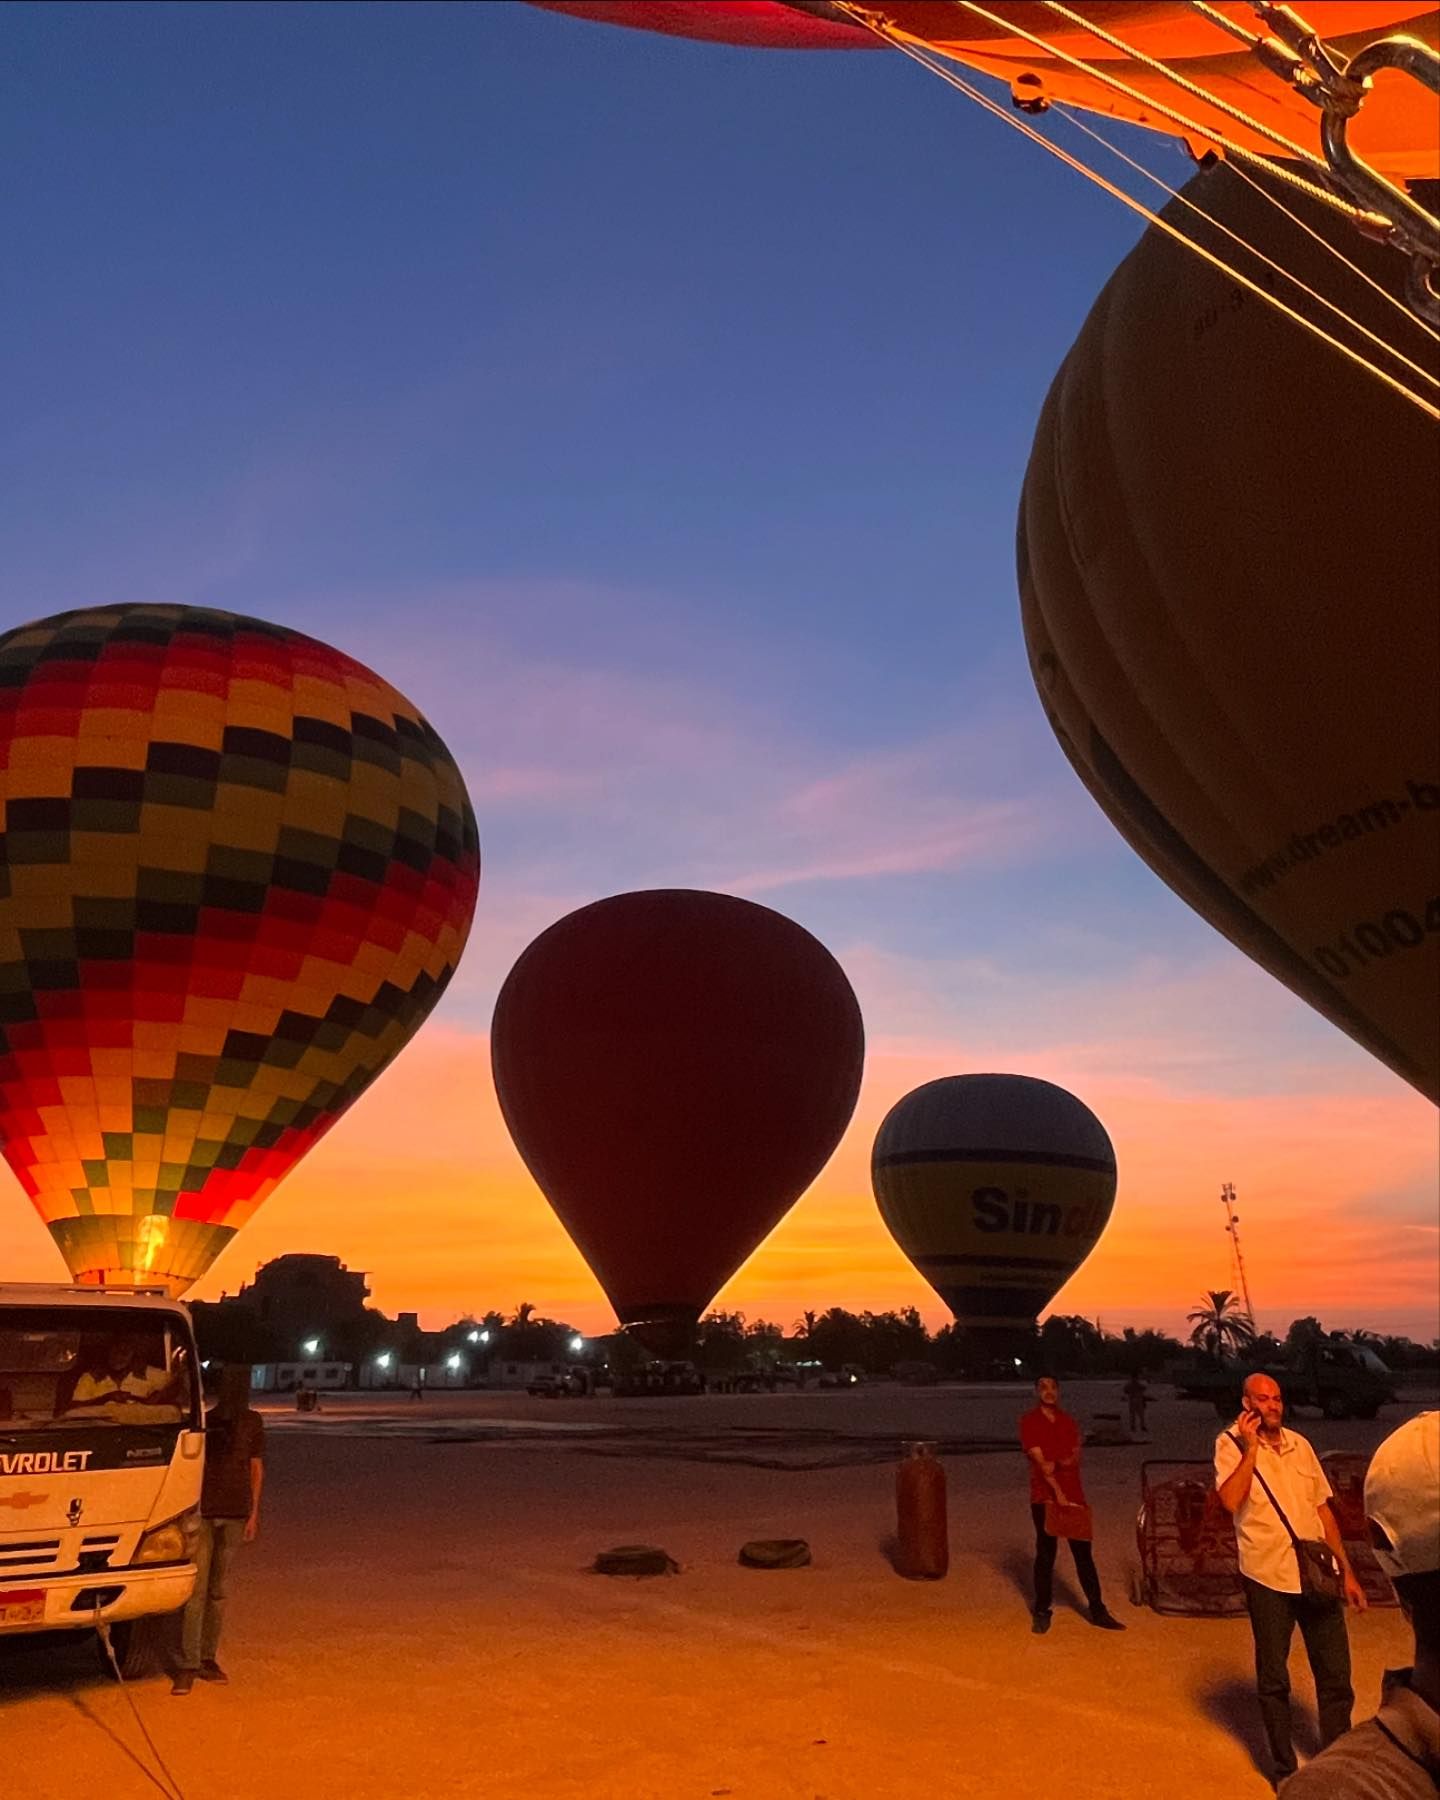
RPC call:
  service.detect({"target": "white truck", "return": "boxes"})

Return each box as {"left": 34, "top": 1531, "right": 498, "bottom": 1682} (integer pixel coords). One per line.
{"left": 0, "top": 1282, "right": 204, "bottom": 1676}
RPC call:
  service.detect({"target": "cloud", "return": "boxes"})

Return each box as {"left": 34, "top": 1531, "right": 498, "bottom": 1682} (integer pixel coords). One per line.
{"left": 0, "top": 580, "right": 1431, "bottom": 1342}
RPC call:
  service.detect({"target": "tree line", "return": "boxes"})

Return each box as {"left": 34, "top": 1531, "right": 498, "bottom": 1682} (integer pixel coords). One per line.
{"left": 195, "top": 1288, "right": 1439, "bottom": 1380}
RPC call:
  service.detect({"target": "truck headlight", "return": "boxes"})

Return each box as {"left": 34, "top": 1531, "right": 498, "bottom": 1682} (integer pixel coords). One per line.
{"left": 134, "top": 1509, "right": 200, "bottom": 1565}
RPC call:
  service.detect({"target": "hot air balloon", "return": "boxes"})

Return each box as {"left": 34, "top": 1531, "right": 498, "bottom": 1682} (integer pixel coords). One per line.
{"left": 0, "top": 605, "right": 480, "bottom": 1294}
{"left": 1017, "top": 158, "right": 1440, "bottom": 1103}
{"left": 491, "top": 889, "right": 864, "bottom": 1357}
{"left": 872, "top": 1074, "right": 1116, "bottom": 1339}
{"left": 529, "top": 3, "right": 1440, "bottom": 179}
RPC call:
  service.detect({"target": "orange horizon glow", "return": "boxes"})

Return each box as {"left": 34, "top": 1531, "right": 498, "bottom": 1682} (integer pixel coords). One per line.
{"left": 2, "top": 1022, "right": 1433, "bottom": 1344}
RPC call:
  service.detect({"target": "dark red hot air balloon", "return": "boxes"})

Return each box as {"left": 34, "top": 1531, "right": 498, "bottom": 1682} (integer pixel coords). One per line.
{"left": 491, "top": 889, "right": 864, "bottom": 1356}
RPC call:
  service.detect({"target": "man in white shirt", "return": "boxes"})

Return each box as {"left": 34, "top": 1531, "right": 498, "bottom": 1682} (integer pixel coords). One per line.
{"left": 1215, "top": 1371, "right": 1367, "bottom": 1789}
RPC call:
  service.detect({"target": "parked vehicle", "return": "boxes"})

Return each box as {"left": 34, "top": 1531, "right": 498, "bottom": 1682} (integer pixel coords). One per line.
{"left": 1176, "top": 1339, "right": 1398, "bottom": 1420}
{"left": 610, "top": 1359, "right": 705, "bottom": 1398}
{"left": 1, "top": 1283, "right": 204, "bottom": 1677}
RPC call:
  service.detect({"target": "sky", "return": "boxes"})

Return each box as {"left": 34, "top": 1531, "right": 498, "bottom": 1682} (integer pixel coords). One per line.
{"left": 1, "top": 2, "right": 1435, "bottom": 1343}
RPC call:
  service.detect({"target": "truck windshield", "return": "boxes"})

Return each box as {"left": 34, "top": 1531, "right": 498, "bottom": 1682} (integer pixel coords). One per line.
{"left": 0, "top": 1307, "right": 198, "bottom": 1431}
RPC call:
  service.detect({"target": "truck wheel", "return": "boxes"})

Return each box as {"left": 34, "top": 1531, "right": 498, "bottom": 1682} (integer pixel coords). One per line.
{"left": 1323, "top": 1393, "right": 1352, "bottom": 1421}
{"left": 102, "top": 1611, "right": 179, "bottom": 1680}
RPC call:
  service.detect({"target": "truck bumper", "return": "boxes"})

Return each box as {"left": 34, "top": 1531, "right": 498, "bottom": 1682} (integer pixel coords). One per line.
{"left": 0, "top": 1562, "right": 196, "bottom": 1635}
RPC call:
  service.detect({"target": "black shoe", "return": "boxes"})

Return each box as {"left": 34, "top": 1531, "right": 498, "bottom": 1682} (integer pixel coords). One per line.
{"left": 1031, "top": 1610, "right": 1052, "bottom": 1635}
{"left": 199, "top": 1660, "right": 228, "bottom": 1684}
{"left": 171, "top": 1672, "right": 196, "bottom": 1696}
{"left": 1088, "top": 1607, "right": 1126, "bottom": 1631}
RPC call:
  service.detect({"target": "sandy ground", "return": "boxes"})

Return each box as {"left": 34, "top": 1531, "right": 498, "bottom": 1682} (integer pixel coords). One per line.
{"left": 2, "top": 1380, "right": 1434, "bottom": 1800}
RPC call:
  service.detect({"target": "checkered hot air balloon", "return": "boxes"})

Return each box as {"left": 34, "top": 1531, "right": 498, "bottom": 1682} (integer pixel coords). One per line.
{"left": 0, "top": 605, "right": 480, "bottom": 1295}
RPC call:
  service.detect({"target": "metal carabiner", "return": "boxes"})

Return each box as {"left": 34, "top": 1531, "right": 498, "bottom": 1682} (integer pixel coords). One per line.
{"left": 1317, "top": 35, "right": 1440, "bottom": 325}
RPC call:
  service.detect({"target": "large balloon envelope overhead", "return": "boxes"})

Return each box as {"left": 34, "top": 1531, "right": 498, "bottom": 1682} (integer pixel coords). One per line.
{"left": 872, "top": 1074, "right": 1116, "bottom": 1334}
{"left": 491, "top": 889, "right": 865, "bottom": 1355}
{"left": 1018, "top": 160, "right": 1440, "bottom": 1103}
{"left": 0, "top": 606, "right": 480, "bottom": 1294}
{"left": 529, "top": 3, "right": 1440, "bottom": 178}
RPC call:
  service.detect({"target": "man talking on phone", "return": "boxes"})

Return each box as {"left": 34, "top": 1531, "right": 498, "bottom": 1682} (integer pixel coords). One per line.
{"left": 1216, "top": 1372, "right": 1367, "bottom": 1789}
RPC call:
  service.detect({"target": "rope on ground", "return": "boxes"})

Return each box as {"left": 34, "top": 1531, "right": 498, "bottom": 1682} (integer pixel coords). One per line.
{"left": 95, "top": 1616, "right": 190, "bottom": 1800}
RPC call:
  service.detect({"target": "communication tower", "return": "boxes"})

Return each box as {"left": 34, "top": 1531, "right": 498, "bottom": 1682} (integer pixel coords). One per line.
{"left": 1221, "top": 1181, "right": 1256, "bottom": 1330}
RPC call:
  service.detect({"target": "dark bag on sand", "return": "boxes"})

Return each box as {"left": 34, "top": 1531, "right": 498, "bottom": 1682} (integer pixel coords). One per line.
{"left": 1227, "top": 1433, "right": 1345, "bottom": 1603}
{"left": 1044, "top": 1501, "right": 1094, "bottom": 1542}
{"left": 591, "top": 1545, "right": 679, "bottom": 1578}
{"left": 738, "top": 1538, "right": 812, "bottom": 1569}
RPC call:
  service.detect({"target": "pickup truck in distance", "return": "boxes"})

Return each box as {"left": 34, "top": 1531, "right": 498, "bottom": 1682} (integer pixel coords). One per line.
{"left": 1176, "top": 1340, "right": 1398, "bottom": 1421}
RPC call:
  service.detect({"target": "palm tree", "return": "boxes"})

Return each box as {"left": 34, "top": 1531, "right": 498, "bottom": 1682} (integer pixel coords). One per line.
{"left": 1187, "top": 1289, "right": 1256, "bottom": 1363}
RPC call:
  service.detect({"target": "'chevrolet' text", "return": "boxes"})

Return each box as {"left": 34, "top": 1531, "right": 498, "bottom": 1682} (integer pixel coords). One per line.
{"left": 1, "top": 1450, "right": 94, "bottom": 1475}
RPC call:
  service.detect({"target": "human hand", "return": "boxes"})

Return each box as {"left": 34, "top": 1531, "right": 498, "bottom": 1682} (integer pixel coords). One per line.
{"left": 1234, "top": 1408, "right": 1260, "bottom": 1445}
{"left": 1344, "top": 1570, "right": 1368, "bottom": 1611}
{"left": 244, "top": 1514, "right": 259, "bottom": 1544}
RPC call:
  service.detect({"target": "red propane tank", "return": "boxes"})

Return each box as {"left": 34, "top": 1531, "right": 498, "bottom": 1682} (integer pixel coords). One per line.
{"left": 896, "top": 1440, "right": 949, "bottom": 1579}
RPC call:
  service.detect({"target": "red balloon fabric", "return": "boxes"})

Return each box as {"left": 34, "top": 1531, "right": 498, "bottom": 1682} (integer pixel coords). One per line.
{"left": 491, "top": 889, "right": 864, "bottom": 1350}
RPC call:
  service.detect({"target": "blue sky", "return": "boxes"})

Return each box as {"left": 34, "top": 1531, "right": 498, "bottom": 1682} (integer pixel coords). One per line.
{"left": 2, "top": 2, "right": 1435, "bottom": 1337}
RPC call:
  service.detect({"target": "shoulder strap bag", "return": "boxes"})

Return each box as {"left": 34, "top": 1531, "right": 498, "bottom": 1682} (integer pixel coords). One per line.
{"left": 1227, "top": 1433, "right": 1345, "bottom": 1602}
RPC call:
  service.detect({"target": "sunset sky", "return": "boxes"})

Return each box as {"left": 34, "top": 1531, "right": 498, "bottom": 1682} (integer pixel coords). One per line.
{"left": 3, "top": 2, "right": 1436, "bottom": 1343}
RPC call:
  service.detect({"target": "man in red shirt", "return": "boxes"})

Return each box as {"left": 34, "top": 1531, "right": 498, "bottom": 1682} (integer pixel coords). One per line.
{"left": 1020, "top": 1374, "right": 1125, "bottom": 1635}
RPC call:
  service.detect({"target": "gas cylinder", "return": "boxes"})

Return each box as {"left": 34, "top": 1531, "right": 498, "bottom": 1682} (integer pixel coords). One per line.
{"left": 895, "top": 1440, "right": 948, "bottom": 1579}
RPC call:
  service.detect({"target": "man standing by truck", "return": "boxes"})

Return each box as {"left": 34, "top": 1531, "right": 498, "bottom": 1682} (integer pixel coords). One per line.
{"left": 173, "top": 1364, "right": 265, "bottom": 1697}
{"left": 1216, "top": 1371, "right": 1367, "bottom": 1789}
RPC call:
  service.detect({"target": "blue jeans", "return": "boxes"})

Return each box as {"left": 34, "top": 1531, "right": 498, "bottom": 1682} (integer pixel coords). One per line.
{"left": 179, "top": 1518, "right": 245, "bottom": 1671}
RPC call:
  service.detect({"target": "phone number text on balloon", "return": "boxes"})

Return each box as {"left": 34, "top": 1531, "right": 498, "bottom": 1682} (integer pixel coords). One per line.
{"left": 1313, "top": 899, "right": 1440, "bottom": 980}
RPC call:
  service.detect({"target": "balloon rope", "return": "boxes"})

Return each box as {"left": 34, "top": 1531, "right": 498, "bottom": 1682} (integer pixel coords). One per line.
{"left": 1185, "top": 2, "right": 1267, "bottom": 53}
{"left": 954, "top": 0, "right": 1325, "bottom": 171}
{"left": 901, "top": 0, "right": 1392, "bottom": 235}
{"left": 828, "top": 4, "right": 1440, "bottom": 421}
{"left": 1052, "top": 103, "right": 1440, "bottom": 386}
{"left": 1223, "top": 154, "right": 1440, "bottom": 346}
{"left": 1027, "top": 2, "right": 1414, "bottom": 239}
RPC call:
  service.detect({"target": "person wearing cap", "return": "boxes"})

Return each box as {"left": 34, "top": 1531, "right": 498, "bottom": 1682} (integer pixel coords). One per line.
{"left": 1216, "top": 1372, "right": 1368, "bottom": 1788}
{"left": 1279, "top": 1411, "right": 1439, "bottom": 1796}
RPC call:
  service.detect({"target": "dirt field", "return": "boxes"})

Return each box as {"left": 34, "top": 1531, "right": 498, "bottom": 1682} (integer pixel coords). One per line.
{"left": 2, "top": 1381, "right": 1432, "bottom": 1800}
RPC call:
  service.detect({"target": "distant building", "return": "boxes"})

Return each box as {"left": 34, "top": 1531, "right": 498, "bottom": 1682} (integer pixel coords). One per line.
{"left": 486, "top": 1359, "right": 568, "bottom": 1390}
{"left": 251, "top": 1360, "right": 352, "bottom": 1393}
{"left": 238, "top": 1253, "right": 371, "bottom": 1347}
{"left": 356, "top": 1356, "right": 475, "bottom": 1391}
{"left": 191, "top": 1252, "right": 373, "bottom": 1368}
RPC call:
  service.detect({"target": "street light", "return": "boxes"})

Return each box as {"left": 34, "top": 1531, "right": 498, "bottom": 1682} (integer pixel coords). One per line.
{"left": 479, "top": 1329, "right": 490, "bottom": 1344}
{"left": 569, "top": 1335, "right": 584, "bottom": 1354}
{"left": 301, "top": 1338, "right": 320, "bottom": 1357}
{"left": 446, "top": 1353, "right": 462, "bottom": 1372}
{"left": 467, "top": 1330, "right": 480, "bottom": 1344}
{"left": 376, "top": 1351, "right": 392, "bottom": 1369}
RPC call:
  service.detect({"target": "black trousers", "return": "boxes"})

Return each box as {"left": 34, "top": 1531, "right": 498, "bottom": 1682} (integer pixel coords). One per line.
{"left": 1241, "top": 1577, "right": 1353, "bottom": 1781}
{"left": 1031, "top": 1502, "right": 1103, "bottom": 1613}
